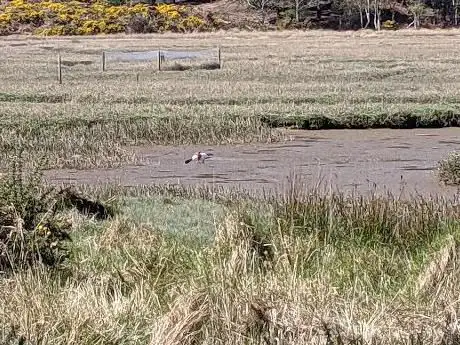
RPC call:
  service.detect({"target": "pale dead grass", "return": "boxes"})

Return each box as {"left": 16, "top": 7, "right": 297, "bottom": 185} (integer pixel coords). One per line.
{"left": 1, "top": 29, "right": 460, "bottom": 169}
{"left": 438, "top": 151, "right": 460, "bottom": 186}
{"left": 1, "top": 182, "right": 460, "bottom": 344}
{"left": 415, "top": 235, "right": 456, "bottom": 296}
{"left": 3, "top": 29, "right": 460, "bottom": 100}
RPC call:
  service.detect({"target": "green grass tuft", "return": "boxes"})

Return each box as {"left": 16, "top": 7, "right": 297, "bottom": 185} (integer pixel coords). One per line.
{"left": 438, "top": 151, "right": 460, "bottom": 185}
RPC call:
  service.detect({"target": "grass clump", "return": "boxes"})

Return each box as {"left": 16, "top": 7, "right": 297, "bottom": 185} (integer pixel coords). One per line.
{"left": 438, "top": 151, "right": 460, "bottom": 185}
{"left": 56, "top": 187, "right": 116, "bottom": 220}
{"left": 0, "top": 152, "right": 118, "bottom": 273}
{"left": 0, "top": 111, "right": 277, "bottom": 169}
{"left": 261, "top": 109, "right": 460, "bottom": 129}
{"left": 162, "top": 61, "right": 221, "bottom": 71}
{"left": 0, "top": 152, "right": 71, "bottom": 272}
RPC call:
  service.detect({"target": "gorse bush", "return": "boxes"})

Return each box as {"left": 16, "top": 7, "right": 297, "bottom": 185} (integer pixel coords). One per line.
{"left": 0, "top": 149, "right": 119, "bottom": 272}
{"left": 155, "top": 3, "right": 205, "bottom": 32}
{"left": 0, "top": 150, "right": 71, "bottom": 271}
{"left": 438, "top": 151, "right": 460, "bottom": 185}
{"left": 0, "top": 150, "right": 53, "bottom": 230}
{"left": 0, "top": 0, "right": 207, "bottom": 35}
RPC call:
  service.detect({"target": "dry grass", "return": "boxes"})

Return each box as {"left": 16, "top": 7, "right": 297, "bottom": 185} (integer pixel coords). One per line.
{"left": 1, "top": 179, "right": 460, "bottom": 344}
{"left": 438, "top": 151, "right": 460, "bottom": 185}
{"left": 2, "top": 29, "right": 460, "bottom": 343}
{"left": 0, "top": 30, "right": 460, "bottom": 169}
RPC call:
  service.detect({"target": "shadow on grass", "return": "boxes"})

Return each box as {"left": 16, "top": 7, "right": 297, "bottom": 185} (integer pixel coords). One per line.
{"left": 0, "top": 92, "right": 68, "bottom": 104}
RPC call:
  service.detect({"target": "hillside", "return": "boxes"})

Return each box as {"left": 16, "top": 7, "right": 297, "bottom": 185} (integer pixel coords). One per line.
{"left": 193, "top": 0, "right": 268, "bottom": 29}
{"left": 0, "top": 0, "right": 458, "bottom": 35}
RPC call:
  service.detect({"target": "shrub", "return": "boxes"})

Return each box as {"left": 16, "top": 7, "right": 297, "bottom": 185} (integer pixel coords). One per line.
{"left": 179, "top": 14, "right": 206, "bottom": 32}
{"left": 382, "top": 19, "right": 398, "bottom": 30}
{"left": 0, "top": 150, "right": 71, "bottom": 272}
{"left": 438, "top": 151, "right": 460, "bottom": 185}
{"left": 0, "top": 0, "right": 209, "bottom": 36}
{"left": 125, "top": 13, "right": 151, "bottom": 33}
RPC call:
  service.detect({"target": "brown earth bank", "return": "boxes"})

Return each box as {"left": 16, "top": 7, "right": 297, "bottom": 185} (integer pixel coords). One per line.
{"left": 46, "top": 128, "right": 460, "bottom": 199}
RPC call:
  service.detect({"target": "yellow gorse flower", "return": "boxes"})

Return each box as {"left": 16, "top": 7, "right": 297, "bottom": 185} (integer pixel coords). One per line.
{"left": 0, "top": 0, "right": 207, "bottom": 36}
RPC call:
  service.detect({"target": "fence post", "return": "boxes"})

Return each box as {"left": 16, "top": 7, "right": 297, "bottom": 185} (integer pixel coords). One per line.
{"left": 158, "top": 49, "right": 161, "bottom": 71}
{"left": 218, "top": 46, "right": 222, "bottom": 69}
{"left": 101, "top": 51, "right": 106, "bottom": 72}
{"left": 57, "top": 53, "right": 62, "bottom": 84}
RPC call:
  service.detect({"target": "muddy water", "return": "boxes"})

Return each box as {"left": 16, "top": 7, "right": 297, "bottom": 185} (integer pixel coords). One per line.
{"left": 47, "top": 128, "right": 460, "bottom": 199}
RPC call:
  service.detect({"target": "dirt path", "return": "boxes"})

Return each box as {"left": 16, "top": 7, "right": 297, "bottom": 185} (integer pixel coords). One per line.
{"left": 47, "top": 128, "right": 460, "bottom": 199}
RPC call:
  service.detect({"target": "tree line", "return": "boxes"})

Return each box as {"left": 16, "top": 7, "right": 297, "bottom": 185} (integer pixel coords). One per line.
{"left": 244, "top": 0, "right": 460, "bottom": 29}
{"left": 105, "top": 0, "right": 460, "bottom": 30}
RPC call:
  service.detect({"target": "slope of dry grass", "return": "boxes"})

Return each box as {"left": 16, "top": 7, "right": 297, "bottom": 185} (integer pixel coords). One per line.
{"left": 1, "top": 30, "right": 460, "bottom": 169}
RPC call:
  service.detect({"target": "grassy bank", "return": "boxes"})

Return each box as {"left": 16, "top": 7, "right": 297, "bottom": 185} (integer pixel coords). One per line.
{"left": 1, "top": 174, "right": 460, "bottom": 344}
{"left": 2, "top": 30, "right": 460, "bottom": 169}
{"left": 0, "top": 112, "right": 273, "bottom": 169}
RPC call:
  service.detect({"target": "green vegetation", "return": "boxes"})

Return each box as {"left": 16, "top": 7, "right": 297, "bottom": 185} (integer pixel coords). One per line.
{"left": 1, "top": 8, "right": 460, "bottom": 342}
{"left": 0, "top": 150, "right": 118, "bottom": 272}
{"left": 0, "top": 1, "right": 207, "bottom": 35}
{"left": 0, "top": 151, "right": 71, "bottom": 272}
{"left": 1, "top": 19, "right": 460, "bottom": 345}
{"left": 1, "top": 167, "right": 460, "bottom": 344}
{"left": 438, "top": 151, "right": 460, "bottom": 185}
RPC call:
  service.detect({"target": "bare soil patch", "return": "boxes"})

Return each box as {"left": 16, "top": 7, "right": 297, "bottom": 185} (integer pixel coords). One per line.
{"left": 47, "top": 128, "right": 460, "bottom": 199}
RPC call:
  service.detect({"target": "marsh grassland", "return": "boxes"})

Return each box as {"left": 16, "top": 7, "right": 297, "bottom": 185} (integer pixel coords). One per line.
{"left": 0, "top": 30, "right": 460, "bottom": 345}
{"left": 1, "top": 30, "right": 460, "bottom": 168}
{"left": 1, "top": 173, "right": 460, "bottom": 345}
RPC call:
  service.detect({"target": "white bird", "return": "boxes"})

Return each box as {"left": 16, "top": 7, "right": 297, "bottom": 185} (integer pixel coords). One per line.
{"left": 185, "top": 151, "right": 213, "bottom": 164}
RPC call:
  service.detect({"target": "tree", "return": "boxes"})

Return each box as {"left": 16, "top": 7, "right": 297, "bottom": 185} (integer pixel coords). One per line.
{"left": 373, "top": 0, "right": 381, "bottom": 29}
{"left": 408, "top": 0, "right": 428, "bottom": 28}
{"left": 336, "top": 0, "right": 370, "bottom": 29}
{"left": 372, "top": 0, "right": 395, "bottom": 31}
{"left": 292, "top": 0, "right": 317, "bottom": 23}
{"left": 246, "top": 0, "right": 274, "bottom": 22}
{"left": 362, "top": 0, "right": 372, "bottom": 28}
{"left": 453, "top": 0, "right": 459, "bottom": 25}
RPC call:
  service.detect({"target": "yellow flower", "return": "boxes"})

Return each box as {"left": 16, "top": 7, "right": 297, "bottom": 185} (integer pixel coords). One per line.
{"left": 10, "top": 0, "right": 25, "bottom": 7}
{"left": 0, "top": 0, "right": 206, "bottom": 36}
{"left": 181, "top": 15, "right": 205, "bottom": 29}
{"left": 129, "top": 3, "right": 149, "bottom": 16}
{"left": 155, "top": 3, "right": 181, "bottom": 20}
{"left": 0, "top": 13, "right": 12, "bottom": 24}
